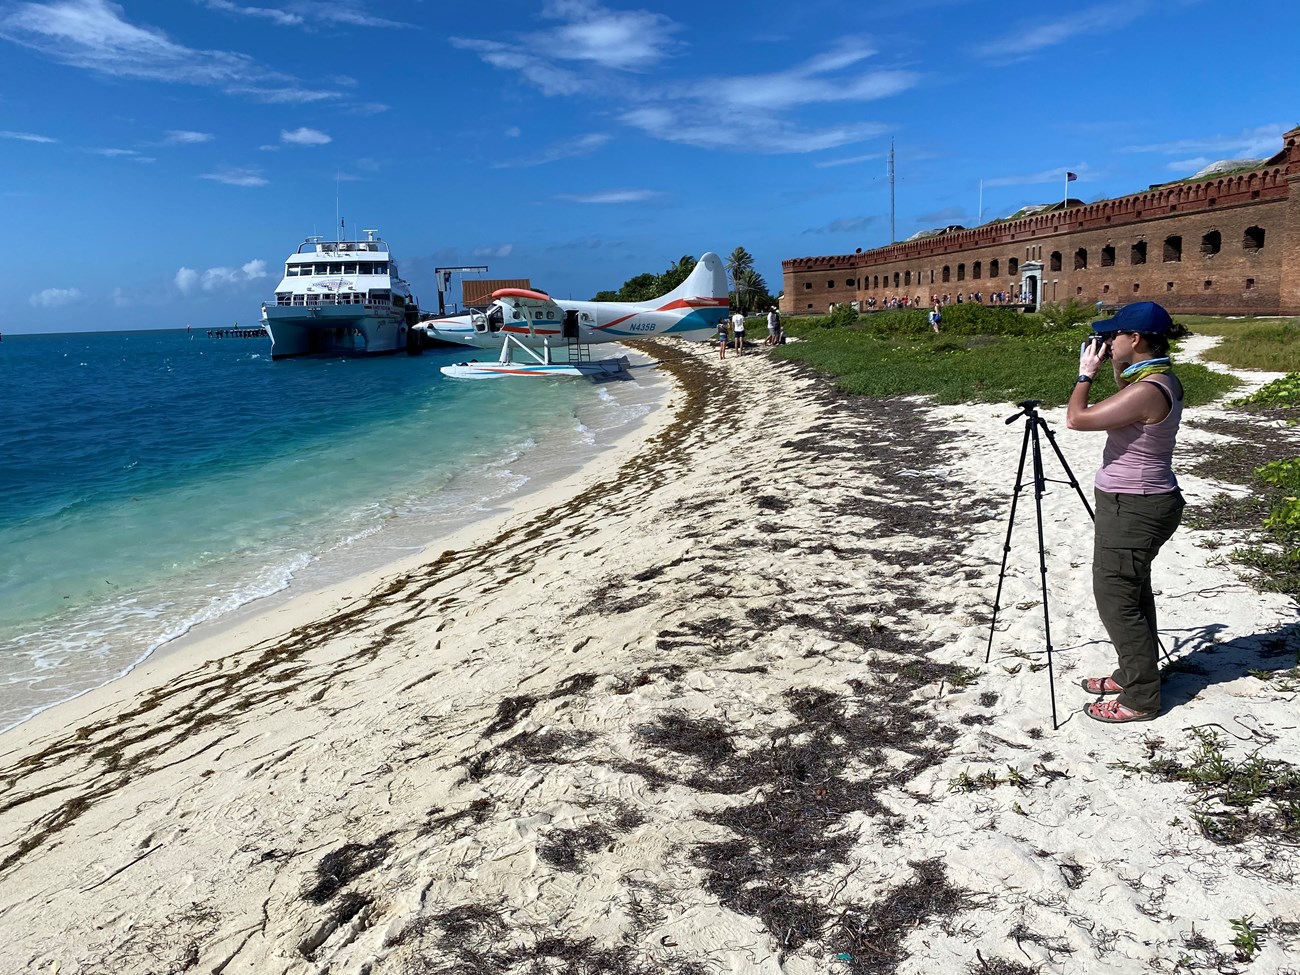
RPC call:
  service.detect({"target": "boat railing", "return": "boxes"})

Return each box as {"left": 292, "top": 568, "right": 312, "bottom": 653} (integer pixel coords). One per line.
{"left": 274, "top": 292, "right": 389, "bottom": 307}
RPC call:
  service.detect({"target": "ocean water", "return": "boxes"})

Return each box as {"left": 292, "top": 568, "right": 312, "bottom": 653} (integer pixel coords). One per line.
{"left": 0, "top": 329, "right": 663, "bottom": 732}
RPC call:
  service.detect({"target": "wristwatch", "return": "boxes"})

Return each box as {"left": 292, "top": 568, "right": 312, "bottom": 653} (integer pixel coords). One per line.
{"left": 1075, "top": 374, "right": 1094, "bottom": 384}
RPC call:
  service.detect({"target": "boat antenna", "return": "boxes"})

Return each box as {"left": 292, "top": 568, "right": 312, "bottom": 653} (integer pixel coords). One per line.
{"left": 335, "top": 170, "right": 341, "bottom": 243}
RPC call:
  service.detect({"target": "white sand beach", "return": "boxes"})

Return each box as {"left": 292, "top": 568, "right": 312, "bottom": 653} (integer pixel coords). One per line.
{"left": 1, "top": 338, "right": 1297, "bottom": 975}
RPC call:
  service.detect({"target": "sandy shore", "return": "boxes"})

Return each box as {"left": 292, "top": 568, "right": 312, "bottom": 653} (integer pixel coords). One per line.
{"left": 1, "top": 338, "right": 1298, "bottom": 975}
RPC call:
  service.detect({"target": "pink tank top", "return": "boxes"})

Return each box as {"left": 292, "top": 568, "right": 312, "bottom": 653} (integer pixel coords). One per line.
{"left": 1094, "top": 374, "right": 1182, "bottom": 495}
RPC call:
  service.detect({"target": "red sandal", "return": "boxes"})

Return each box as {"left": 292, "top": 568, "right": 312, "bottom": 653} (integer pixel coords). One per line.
{"left": 1079, "top": 676, "right": 1123, "bottom": 696}
{"left": 1084, "top": 699, "right": 1156, "bottom": 723}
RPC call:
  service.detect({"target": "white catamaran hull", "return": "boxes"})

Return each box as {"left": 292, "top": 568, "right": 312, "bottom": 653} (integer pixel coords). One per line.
{"left": 261, "top": 305, "right": 410, "bottom": 360}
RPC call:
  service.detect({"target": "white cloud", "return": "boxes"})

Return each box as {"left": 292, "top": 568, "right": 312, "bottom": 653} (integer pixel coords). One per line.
{"left": 472, "top": 244, "right": 514, "bottom": 258}
{"left": 555, "top": 189, "right": 659, "bottom": 204}
{"left": 280, "top": 126, "right": 330, "bottom": 146}
{"left": 174, "top": 267, "right": 199, "bottom": 294}
{"left": 621, "top": 106, "right": 886, "bottom": 154}
{"left": 0, "top": 0, "right": 370, "bottom": 108}
{"left": 198, "top": 0, "right": 303, "bottom": 27}
{"left": 175, "top": 260, "right": 266, "bottom": 294}
{"left": 801, "top": 216, "right": 877, "bottom": 235}
{"left": 200, "top": 0, "right": 407, "bottom": 29}
{"left": 164, "top": 129, "right": 214, "bottom": 144}
{"left": 200, "top": 166, "right": 267, "bottom": 186}
{"left": 494, "top": 132, "right": 609, "bottom": 168}
{"left": 0, "top": 129, "right": 58, "bottom": 143}
{"left": 1122, "top": 124, "right": 1290, "bottom": 160}
{"left": 815, "top": 152, "right": 886, "bottom": 169}
{"left": 983, "top": 166, "right": 1089, "bottom": 188}
{"left": 972, "top": 3, "right": 1146, "bottom": 60}
{"left": 87, "top": 147, "right": 154, "bottom": 161}
{"left": 224, "top": 85, "right": 342, "bottom": 104}
{"left": 450, "top": 37, "right": 587, "bottom": 97}
{"left": 504, "top": 126, "right": 521, "bottom": 138}
{"left": 538, "top": 0, "right": 679, "bottom": 70}
{"left": 0, "top": 0, "right": 275, "bottom": 85}
{"left": 29, "top": 286, "right": 82, "bottom": 307}
{"left": 457, "top": 14, "right": 912, "bottom": 156}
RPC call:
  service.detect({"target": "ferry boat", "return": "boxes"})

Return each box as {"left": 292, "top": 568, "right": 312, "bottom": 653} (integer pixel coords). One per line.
{"left": 261, "top": 230, "right": 421, "bottom": 359}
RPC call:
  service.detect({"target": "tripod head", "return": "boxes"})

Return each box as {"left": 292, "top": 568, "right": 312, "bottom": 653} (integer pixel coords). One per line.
{"left": 1005, "top": 399, "right": 1043, "bottom": 425}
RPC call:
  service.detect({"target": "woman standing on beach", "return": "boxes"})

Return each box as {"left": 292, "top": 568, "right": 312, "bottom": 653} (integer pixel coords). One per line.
{"left": 1066, "top": 301, "right": 1184, "bottom": 724}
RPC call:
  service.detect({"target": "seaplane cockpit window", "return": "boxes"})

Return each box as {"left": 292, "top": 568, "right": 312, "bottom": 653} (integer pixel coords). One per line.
{"left": 511, "top": 309, "right": 522, "bottom": 320}
{"left": 487, "top": 306, "right": 504, "bottom": 332}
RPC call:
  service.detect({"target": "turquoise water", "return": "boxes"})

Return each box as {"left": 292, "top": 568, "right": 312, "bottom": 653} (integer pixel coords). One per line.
{"left": 0, "top": 329, "right": 660, "bottom": 731}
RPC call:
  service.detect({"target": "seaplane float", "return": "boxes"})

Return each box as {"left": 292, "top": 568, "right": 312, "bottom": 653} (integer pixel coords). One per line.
{"left": 415, "top": 252, "right": 729, "bottom": 378}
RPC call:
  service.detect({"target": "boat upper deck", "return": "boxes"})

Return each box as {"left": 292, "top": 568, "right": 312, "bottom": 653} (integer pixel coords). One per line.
{"left": 291, "top": 237, "right": 392, "bottom": 258}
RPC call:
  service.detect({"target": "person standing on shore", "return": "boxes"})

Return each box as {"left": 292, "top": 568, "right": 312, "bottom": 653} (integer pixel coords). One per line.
{"left": 1066, "top": 301, "right": 1184, "bottom": 724}
{"left": 732, "top": 309, "right": 746, "bottom": 355}
{"left": 928, "top": 303, "right": 942, "bottom": 334}
{"left": 765, "top": 306, "right": 781, "bottom": 346}
{"left": 717, "top": 314, "right": 730, "bottom": 359}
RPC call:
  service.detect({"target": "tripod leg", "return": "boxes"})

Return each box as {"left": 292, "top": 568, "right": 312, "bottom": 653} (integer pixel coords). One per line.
{"left": 1038, "top": 417, "right": 1095, "bottom": 521}
{"left": 985, "top": 420, "right": 1035, "bottom": 664}
{"left": 1029, "top": 422, "right": 1060, "bottom": 730}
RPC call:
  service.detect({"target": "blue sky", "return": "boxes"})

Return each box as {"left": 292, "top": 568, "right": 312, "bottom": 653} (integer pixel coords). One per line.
{"left": 1, "top": 0, "right": 1296, "bottom": 333}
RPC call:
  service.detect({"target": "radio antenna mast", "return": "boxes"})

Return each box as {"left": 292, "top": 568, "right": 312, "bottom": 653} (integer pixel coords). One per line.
{"left": 889, "top": 138, "right": 896, "bottom": 243}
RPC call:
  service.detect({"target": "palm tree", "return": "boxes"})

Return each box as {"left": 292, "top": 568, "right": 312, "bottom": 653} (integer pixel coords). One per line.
{"left": 734, "top": 268, "right": 770, "bottom": 315}
{"left": 725, "top": 247, "right": 754, "bottom": 310}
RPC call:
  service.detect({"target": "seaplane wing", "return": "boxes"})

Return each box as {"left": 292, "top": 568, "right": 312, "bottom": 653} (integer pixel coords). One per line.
{"left": 416, "top": 252, "right": 729, "bottom": 351}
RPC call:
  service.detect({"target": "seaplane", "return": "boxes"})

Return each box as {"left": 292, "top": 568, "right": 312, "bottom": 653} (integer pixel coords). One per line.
{"left": 415, "top": 252, "right": 729, "bottom": 378}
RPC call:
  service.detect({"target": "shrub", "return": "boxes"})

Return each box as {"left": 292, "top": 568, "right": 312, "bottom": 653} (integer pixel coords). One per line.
{"left": 1037, "top": 298, "right": 1096, "bottom": 330}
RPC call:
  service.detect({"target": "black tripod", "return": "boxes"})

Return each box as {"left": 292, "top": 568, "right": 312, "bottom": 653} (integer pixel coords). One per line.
{"left": 984, "top": 400, "right": 1095, "bottom": 730}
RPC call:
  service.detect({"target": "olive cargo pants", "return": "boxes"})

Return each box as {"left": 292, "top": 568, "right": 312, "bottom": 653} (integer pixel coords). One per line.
{"left": 1092, "top": 488, "right": 1185, "bottom": 714}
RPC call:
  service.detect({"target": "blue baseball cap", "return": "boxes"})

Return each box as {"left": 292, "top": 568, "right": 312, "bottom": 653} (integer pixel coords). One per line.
{"left": 1091, "top": 301, "right": 1173, "bottom": 336}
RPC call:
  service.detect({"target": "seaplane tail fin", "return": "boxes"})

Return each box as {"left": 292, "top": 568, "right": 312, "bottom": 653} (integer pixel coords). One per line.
{"left": 655, "top": 252, "right": 728, "bottom": 307}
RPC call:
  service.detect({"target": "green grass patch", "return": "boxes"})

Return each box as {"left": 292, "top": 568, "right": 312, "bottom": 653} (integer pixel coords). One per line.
{"left": 1123, "top": 727, "right": 1300, "bottom": 846}
{"left": 1178, "top": 316, "right": 1300, "bottom": 372}
{"left": 774, "top": 325, "right": 1238, "bottom": 407}
{"left": 1232, "top": 371, "right": 1300, "bottom": 409}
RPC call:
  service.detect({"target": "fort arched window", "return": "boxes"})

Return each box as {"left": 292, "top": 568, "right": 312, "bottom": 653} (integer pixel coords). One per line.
{"left": 942, "top": 265, "right": 951, "bottom": 283}
{"left": 845, "top": 279, "right": 856, "bottom": 287}
{"left": 1163, "top": 236, "right": 1182, "bottom": 262}
{"left": 893, "top": 272, "right": 900, "bottom": 287}
{"left": 1201, "top": 231, "right": 1221, "bottom": 256}
{"left": 1243, "top": 226, "right": 1265, "bottom": 252}
{"left": 989, "top": 259, "right": 999, "bottom": 277}
{"left": 905, "top": 270, "right": 912, "bottom": 286}
{"left": 972, "top": 261, "right": 982, "bottom": 279}
{"left": 930, "top": 270, "right": 935, "bottom": 284}
{"left": 1131, "top": 241, "right": 1147, "bottom": 265}
{"left": 1101, "top": 245, "right": 1115, "bottom": 267}
{"left": 1008, "top": 257, "right": 1019, "bottom": 275}
{"left": 1049, "top": 252, "right": 1062, "bottom": 272}
{"left": 956, "top": 263, "right": 966, "bottom": 281}
{"left": 1074, "top": 248, "right": 1088, "bottom": 270}
{"left": 827, "top": 280, "right": 835, "bottom": 288}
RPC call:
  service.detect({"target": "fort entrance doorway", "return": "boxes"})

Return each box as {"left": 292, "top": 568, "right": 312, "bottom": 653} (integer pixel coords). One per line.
{"left": 1020, "top": 261, "right": 1042, "bottom": 309}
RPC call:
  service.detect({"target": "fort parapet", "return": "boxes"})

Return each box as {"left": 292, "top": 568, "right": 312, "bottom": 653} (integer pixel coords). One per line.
{"left": 782, "top": 125, "right": 1300, "bottom": 317}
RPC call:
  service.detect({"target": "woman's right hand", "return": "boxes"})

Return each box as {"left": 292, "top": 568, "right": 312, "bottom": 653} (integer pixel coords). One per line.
{"left": 1078, "top": 338, "right": 1107, "bottom": 379}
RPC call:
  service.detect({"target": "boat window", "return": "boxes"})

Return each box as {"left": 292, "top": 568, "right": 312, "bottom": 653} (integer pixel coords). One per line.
{"left": 374, "top": 263, "right": 388, "bottom": 275}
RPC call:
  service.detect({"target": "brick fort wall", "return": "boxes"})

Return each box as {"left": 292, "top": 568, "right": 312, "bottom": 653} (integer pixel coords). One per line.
{"left": 782, "top": 125, "right": 1300, "bottom": 318}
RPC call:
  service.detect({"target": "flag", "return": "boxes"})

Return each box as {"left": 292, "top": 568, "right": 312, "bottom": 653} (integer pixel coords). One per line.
{"left": 1066, "top": 171, "right": 1078, "bottom": 182}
